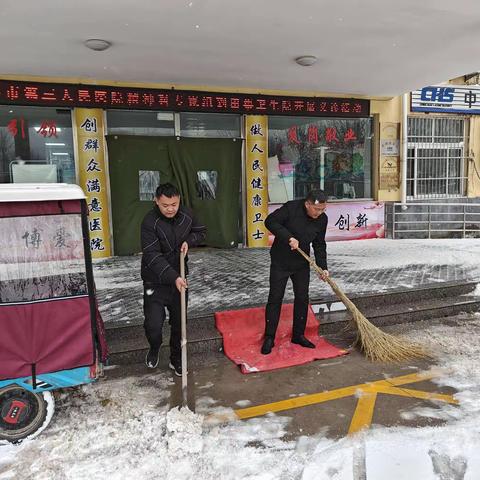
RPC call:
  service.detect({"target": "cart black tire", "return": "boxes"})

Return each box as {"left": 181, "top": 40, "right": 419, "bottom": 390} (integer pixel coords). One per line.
{"left": 0, "top": 385, "right": 55, "bottom": 444}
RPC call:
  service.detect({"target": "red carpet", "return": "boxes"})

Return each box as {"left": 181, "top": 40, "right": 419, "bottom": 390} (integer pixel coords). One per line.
{"left": 215, "top": 304, "right": 347, "bottom": 374}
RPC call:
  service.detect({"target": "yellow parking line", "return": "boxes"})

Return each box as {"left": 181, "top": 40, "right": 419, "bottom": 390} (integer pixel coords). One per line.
{"left": 374, "top": 371, "right": 438, "bottom": 387}
{"left": 233, "top": 370, "right": 454, "bottom": 422}
{"left": 378, "top": 386, "right": 459, "bottom": 404}
{"left": 348, "top": 392, "right": 378, "bottom": 434}
{"left": 235, "top": 385, "right": 359, "bottom": 420}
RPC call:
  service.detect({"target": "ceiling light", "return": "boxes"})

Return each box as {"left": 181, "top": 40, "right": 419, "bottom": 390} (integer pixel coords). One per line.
{"left": 84, "top": 39, "right": 112, "bottom": 51}
{"left": 295, "top": 55, "right": 318, "bottom": 67}
{"left": 45, "top": 143, "right": 66, "bottom": 146}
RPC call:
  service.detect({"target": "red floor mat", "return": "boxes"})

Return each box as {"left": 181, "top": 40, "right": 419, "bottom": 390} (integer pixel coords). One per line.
{"left": 215, "top": 304, "right": 347, "bottom": 374}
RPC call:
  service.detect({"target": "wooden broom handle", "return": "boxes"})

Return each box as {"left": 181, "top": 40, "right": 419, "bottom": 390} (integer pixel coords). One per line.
{"left": 296, "top": 247, "right": 326, "bottom": 275}
{"left": 296, "top": 247, "right": 358, "bottom": 312}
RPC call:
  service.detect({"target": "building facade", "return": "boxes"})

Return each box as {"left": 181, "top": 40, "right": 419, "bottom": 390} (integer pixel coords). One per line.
{"left": 1, "top": 76, "right": 479, "bottom": 256}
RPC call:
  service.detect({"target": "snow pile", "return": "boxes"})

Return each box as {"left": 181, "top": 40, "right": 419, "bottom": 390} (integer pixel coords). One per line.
{"left": 0, "top": 373, "right": 172, "bottom": 480}
{"left": 165, "top": 407, "right": 203, "bottom": 479}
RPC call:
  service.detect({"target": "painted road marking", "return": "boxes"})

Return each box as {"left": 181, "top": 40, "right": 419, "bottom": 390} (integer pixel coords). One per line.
{"left": 229, "top": 371, "right": 458, "bottom": 434}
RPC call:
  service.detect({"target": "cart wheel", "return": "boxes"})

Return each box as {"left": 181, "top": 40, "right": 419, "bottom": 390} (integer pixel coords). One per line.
{"left": 0, "top": 385, "right": 55, "bottom": 444}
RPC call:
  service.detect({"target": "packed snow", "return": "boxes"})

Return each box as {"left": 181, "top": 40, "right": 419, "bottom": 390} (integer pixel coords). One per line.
{"left": 2, "top": 312, "right": 480, "bottom": 479}
{"left": 92, "top": 238, "right": 480, "bottom": 324}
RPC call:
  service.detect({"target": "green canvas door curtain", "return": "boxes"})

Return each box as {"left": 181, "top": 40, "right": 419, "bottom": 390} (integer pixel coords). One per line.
{"left": 106, "top": 135, "right": 241, "bottom": 255}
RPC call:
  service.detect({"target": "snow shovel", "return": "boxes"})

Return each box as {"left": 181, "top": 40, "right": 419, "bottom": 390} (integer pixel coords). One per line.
{"left": 179, "top": 251, "right": 193, "bottom": 410}
{"left": 296, "top": 247, "right": 429, "bottom": 362}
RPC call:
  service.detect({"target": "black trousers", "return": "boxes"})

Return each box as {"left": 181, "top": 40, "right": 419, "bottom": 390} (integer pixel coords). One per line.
{"left": 143, "top": 284, "right": 185, "bottom": 364}
{"left": 265, "top": 264, "right": 310, "bottom": 339}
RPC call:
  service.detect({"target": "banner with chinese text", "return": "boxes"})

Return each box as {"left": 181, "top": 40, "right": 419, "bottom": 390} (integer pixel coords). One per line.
{"left": 74, "top": 108, "right": 112, "bottom": 257}
{"left": 0, "top": 80, "right": 370, "bottom": 117}
{"left": 246, "top": 116, "right": 269, "bottom": 247}
{"left": 268, "top": 201, "right": 385, "bottom": 243}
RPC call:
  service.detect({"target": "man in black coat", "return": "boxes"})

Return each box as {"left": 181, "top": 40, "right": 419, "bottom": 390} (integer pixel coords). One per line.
{"left": 261, "top": 189, "right": 329, "bottom": 355}
{"left": 141, "top": 183, "right": 206, "bottom": 375}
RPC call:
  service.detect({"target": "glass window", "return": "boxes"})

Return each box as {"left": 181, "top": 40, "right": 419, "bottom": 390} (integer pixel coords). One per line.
{"left": 139, "top": 170, "right": 160, "bottom": 201}
{"left": 180, "top": 112, "right": 240, "bottom": 138}
{"left": 107, "top": 110, "right": 175, "bottom": 136}
{"left": 0, "top": 106, "right": 75, "bottom": 184}
{"left": 196, "top": 170, "right": 218, "bottom": 199}
{"left": 268, "top": 116, "right": 373, "bottom": 201}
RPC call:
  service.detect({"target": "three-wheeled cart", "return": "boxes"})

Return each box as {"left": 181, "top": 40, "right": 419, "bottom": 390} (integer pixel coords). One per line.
{"left": 0, "top": 184, "right": 108, "bottom": 444}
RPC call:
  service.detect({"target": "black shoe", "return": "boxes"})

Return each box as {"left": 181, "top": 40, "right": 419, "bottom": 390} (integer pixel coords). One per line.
{"left": 291, "top": 335, "right": 316, "bottom": 348}
{"left": 169, "top": 362, "right": 187, "bottom": 377}
{"left": 261, "top": 336, "right": 275, "bottom": 355}
{"left": 145, "top": 348, "right": 159, "bottom": 368}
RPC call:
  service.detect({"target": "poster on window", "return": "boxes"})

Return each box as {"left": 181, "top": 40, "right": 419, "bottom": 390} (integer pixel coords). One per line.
{"left": 268, "top": 200, "right": 385, "bottom": 243}
{"left": 268, "top": 117, "right": 373, "bottom": 201}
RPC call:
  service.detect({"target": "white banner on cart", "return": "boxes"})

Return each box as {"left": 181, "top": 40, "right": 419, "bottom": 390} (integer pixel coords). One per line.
{"left": 0, "top": 214, "right": 84, "bottom": 266}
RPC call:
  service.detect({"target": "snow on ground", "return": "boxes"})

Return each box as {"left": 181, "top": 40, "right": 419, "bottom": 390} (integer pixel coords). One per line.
{"left": 92, "top": 238, "right": 480, "bottom": 292}
{"left": 328, "top": 238, "right": 480, "bottom": 273}
{"left": 92, "top": 238, "right": 480, "bottom": 324}
{"left": 303, "top": 313, "right": 480, "bottom": 479}
{"left": 2, "top": 313, "right": 480, "bottom": 479}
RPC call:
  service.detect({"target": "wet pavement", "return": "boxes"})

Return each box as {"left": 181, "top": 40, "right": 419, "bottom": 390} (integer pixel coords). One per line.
{"left": 104, "top": 317, "right": 461, "bottom": 440}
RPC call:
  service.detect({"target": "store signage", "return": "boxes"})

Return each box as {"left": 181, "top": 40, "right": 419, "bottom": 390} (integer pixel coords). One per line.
{"left": 411, "top": 85, "right": 480, "bottom": 114}
{"left": 287, "top": 124, "right": 359, "bottom": 145}
{"left": 7, "top": 117, "right": 58, "bottom": 138}
{"left": 246, "top": 116, "right": 269, "bottom": 247}
{"left": 0, "top": 80, "right": 370, "bottom": 117}
{"left": 74, "top": 108, "right": 112, "bottom": 258}
{"left": 379, "top": 122, "right": 400, "bottom": 190}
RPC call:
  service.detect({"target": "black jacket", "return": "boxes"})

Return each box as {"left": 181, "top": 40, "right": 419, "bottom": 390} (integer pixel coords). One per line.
{"left": 140, "top": 205, "right": 207, "bottom": 285}
{"left": 266, "top": 199, "right": 328, "bottom": 271}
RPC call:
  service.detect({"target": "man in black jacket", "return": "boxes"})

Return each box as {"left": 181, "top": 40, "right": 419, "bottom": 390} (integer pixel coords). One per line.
{"left": 141, "top": 183, "right": 206, "bottom": 375}
{"left": 261, "top": 190, "right": 329, "bottom": 355}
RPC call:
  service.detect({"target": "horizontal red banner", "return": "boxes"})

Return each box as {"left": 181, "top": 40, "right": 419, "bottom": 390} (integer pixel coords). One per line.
{"left": 0, "top": 80, "right": 370, "bottom": 117}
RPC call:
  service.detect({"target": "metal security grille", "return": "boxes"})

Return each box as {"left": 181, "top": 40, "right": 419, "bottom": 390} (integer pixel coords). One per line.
{"left": 385, "top": 202, "right": 480, "bottom": 239}
{"left": 407, "top": 117, "right": 468, "bottom": 198}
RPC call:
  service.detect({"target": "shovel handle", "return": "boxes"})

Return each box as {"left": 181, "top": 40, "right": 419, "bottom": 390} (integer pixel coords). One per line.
{"left": 180, "top": 251, "right": 188, "bottom": 407}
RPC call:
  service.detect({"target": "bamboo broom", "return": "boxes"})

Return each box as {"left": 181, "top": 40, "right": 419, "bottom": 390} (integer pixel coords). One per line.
{"left": 296, "top": 247, "right": 429, "bottom": 362}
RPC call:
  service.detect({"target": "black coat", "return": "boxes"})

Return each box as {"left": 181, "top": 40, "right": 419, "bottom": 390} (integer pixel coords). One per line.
{"left": 265, "top": 199, "right": 328, "bottom": 271}
{"left": 140, "top": 205, "right": 207, "bottom": 285}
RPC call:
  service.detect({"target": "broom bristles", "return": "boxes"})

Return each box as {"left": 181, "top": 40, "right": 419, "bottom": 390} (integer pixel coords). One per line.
{"left": 350, "top": 305, "right": 429, "bottom": 363}
{"left": 296, "top": 248, "right": 430, "bottom": 362}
